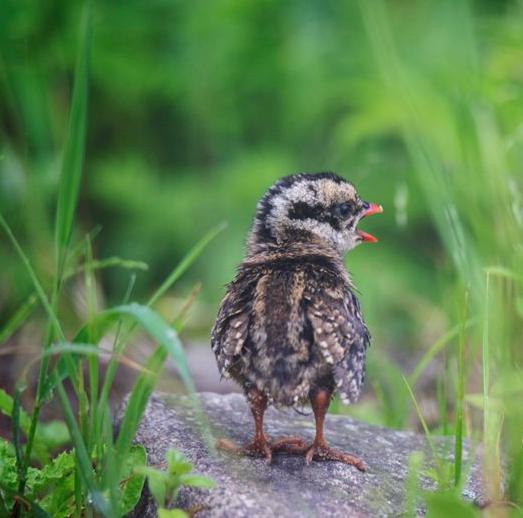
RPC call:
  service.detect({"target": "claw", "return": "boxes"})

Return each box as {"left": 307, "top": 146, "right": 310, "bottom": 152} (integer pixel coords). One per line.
{"left": 304, "top": 441, "right": 366, "bottom": 471}
{"left": 216, "top": 435, "right": 308, "bottom": 463}
{"left": 217, "top": 436, "right": 365, "bottom": 470}
{"left": 216, "top": 437, "right": 273, "bottom": 464}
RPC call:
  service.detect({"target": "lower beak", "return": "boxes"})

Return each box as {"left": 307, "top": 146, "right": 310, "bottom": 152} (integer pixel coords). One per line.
{"left": 357, "top": 202, "right": 383, "bottom": 243}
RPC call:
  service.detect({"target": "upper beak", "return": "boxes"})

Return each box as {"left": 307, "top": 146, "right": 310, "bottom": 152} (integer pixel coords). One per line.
{"left": 361, "top": 202, "right": 383, "bottom": 218}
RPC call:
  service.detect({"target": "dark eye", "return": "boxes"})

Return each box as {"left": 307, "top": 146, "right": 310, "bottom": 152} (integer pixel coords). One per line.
{"left": 336, "top": 202, "right": 353, "bottom": 218}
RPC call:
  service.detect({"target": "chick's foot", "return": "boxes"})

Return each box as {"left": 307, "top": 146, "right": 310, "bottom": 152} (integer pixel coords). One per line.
{"left": 216, "top": 436, "right": 273, "bottom": 464}
{"left": 304, "top": 440, "right": 366, "bottom": 471}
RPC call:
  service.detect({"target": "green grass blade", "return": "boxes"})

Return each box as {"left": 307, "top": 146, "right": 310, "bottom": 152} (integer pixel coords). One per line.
{"left": 404, "top": 451, "right": 424, "bottom": 516}
{"left": 54, "top": 1, "right": 92, "bottom": 272}
{"left": 0, "top": 2, "right": 91, "bottom": 487}
{"left": 84, "top": 235, "right": 99, "bottom": 453}
{"left": 54, "top": 376, "right": 107, "bottom": 515}
{"left": 114, "top": 347, "right": 167, "bottom": 474}
{"left": 402, "top": 375, "right": 447, "bottom": 487}
{"left": 12, "top": 387, "right": 25, "bottom": 499}
{"left": 100, "top": 400, "right": 119, "bottom": 517}
{"left": 0, "top": 240, "right": 131, "bottom": 349}
{"left": 0, "top": 214, "right": 65, "bottom": 342}
{"left": 43, "top": 224, "right": 225, "bottom": 401}
{"left": 106, "top": 304, "right": 195, "bottom": 391}
{"left": 94, "top": 274, "right": 136, "bottom": 448}
{"left": 17, "top": 343, "right": 150, "bottom": 389}
{"left": 0, "top": 294, "right": 37, "bottom": 345}
{"left": 35, "top": 302, "right": 195, "bottom": 478}
{"left": 454, "top": 291, "right": 468, "bottom": 486}
{"left": 408, "top": 318, "right": 477, "bottom": 387}
{"left": 482, "top": 272, "right": 490, "bottom": 433}
{"left": 403, "top": 376, "right": 437, "bottom": 454}
{"left": 483, "top": 266, "right": 523, "bottom": 284}
{"left": 68, "top": 224, "right": 102, "bottom": 259}
{"left": 147, "top": 221, "right": 227, "bottom": 307}
{"left": 67, "top": 256, "right": 149, "bottom": 278}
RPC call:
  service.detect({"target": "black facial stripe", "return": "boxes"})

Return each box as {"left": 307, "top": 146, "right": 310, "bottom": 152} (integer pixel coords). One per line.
{"left": 288, "top": 201, "right": 342, "bottom": 231}
{"left": 253, "top": 172, "right": 356, "bottom": 243}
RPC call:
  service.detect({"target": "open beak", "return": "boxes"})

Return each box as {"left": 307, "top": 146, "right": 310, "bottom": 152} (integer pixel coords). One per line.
{"left": 357, "top": 202, "right": 383, "bottom": 243}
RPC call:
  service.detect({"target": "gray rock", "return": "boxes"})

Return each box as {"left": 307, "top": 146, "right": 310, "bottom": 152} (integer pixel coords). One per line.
{"left": 124, "top": 392, "right": 488, "bottom": 517}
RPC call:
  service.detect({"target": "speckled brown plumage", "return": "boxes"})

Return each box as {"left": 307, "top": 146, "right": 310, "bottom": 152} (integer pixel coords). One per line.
{"left": 212, "top": 240, "right": 369, "bottom": 406}
{"left": 211, "top": 172, "right": 382, "bottom": 469}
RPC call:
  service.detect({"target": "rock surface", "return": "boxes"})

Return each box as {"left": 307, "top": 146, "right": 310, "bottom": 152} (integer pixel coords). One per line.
{"left": 124, "top": 392, "right": 487, "bottom": 517}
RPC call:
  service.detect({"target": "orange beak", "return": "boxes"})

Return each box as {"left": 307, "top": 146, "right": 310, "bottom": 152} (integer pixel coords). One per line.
{"left": 362, "top": 203, "right": 383, "bottom": 218}
{"left": 357, "top": 203, "right": 383, "bottom": 243}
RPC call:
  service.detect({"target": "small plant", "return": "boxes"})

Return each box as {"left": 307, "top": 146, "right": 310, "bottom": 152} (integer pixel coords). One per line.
{"left": 0, "top": 4, "right": 224, "bottom": 516}
{"left": 136, "top": 449, "right": 214, "bottom": 518}
{"left": 0, "top": 438, "right": 147, "bottom": 517}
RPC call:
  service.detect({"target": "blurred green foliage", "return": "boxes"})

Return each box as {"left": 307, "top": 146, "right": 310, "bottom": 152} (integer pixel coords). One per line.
{"left": 1, "top": 0, "right": 523, "bottom": 511}
{"left": 1, "top": 0, "right": 522, "bottom": 363}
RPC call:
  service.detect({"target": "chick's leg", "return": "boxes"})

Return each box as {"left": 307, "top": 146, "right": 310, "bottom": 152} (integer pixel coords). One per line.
{"left": 244, "top": 388, "right": 273, "bottom": 461}
{"left": 305, "top": 387, "right": 366, "bottom": 471}
{"left": 242, "top": 389, "right": 308, "bottom": 458}
{"left": 216, "top": 388, "right": 308, "bottom": 462}
{"left": 216, "top": 387, "right": 272, "bottom": 463}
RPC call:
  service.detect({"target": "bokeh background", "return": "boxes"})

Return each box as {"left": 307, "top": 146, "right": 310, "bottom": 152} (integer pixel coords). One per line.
{"left": 1, "top": 0, "right": 522, "bottom": 433}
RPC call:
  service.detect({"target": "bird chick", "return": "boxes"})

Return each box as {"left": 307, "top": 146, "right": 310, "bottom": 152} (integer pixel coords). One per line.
{"left": 211, "top": 172, "right": 382, "bottom": 469}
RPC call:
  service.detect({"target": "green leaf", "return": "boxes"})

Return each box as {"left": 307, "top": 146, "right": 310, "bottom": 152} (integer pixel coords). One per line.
{"left": 0, "top": 389, "right": 31, "bottom": 432}
{"left": 425, "top": 490, "right": 479, "bottom": 517}
{"left": 137, "top": 449, "right": 215, "bottom": 512}
{"left": 166, "top": 450, "right": 193, "bottom": 476}
{"left": 135, "top": 467, "right": 167, "bottom": 508}
{"left": 26, "top": 450, "right": 75, "bottom": 497}
{"left": 0, "top": 438, "right": 18, "bottom": 495}
{"left": 179, "top": 474, "right": 214, "bottom": 489}
{"left": 0, "top": 390, "right": 66, "bottom": 462}
{"left": 0, "top": 480, "right": 53, "bottom": 518}
{"left": 158, "top": 509, "right": 189, "bottom": 518}
{"left": 36, "top": 420, "right": 70, "bottom": 450}
{"left": 158, "top": 509, "right": 188, "bottom": 518}
{"left": 119, "top": 445, "right": 147, "bottom": 516}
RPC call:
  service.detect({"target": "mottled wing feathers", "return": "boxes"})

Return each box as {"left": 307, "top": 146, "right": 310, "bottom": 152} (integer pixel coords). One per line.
{"left": 211, "top": 273, "right": 255, "bottom": 377}
{"left": 306, "top": 288, "right": 350, "bottom": 365}
{"left": 305, "top": 282, "right": 370, "bottom": 403}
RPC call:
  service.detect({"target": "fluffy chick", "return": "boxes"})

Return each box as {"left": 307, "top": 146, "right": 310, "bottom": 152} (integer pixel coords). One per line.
{"left": 211, "top": 172, "right": 382, "bottom": 469}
